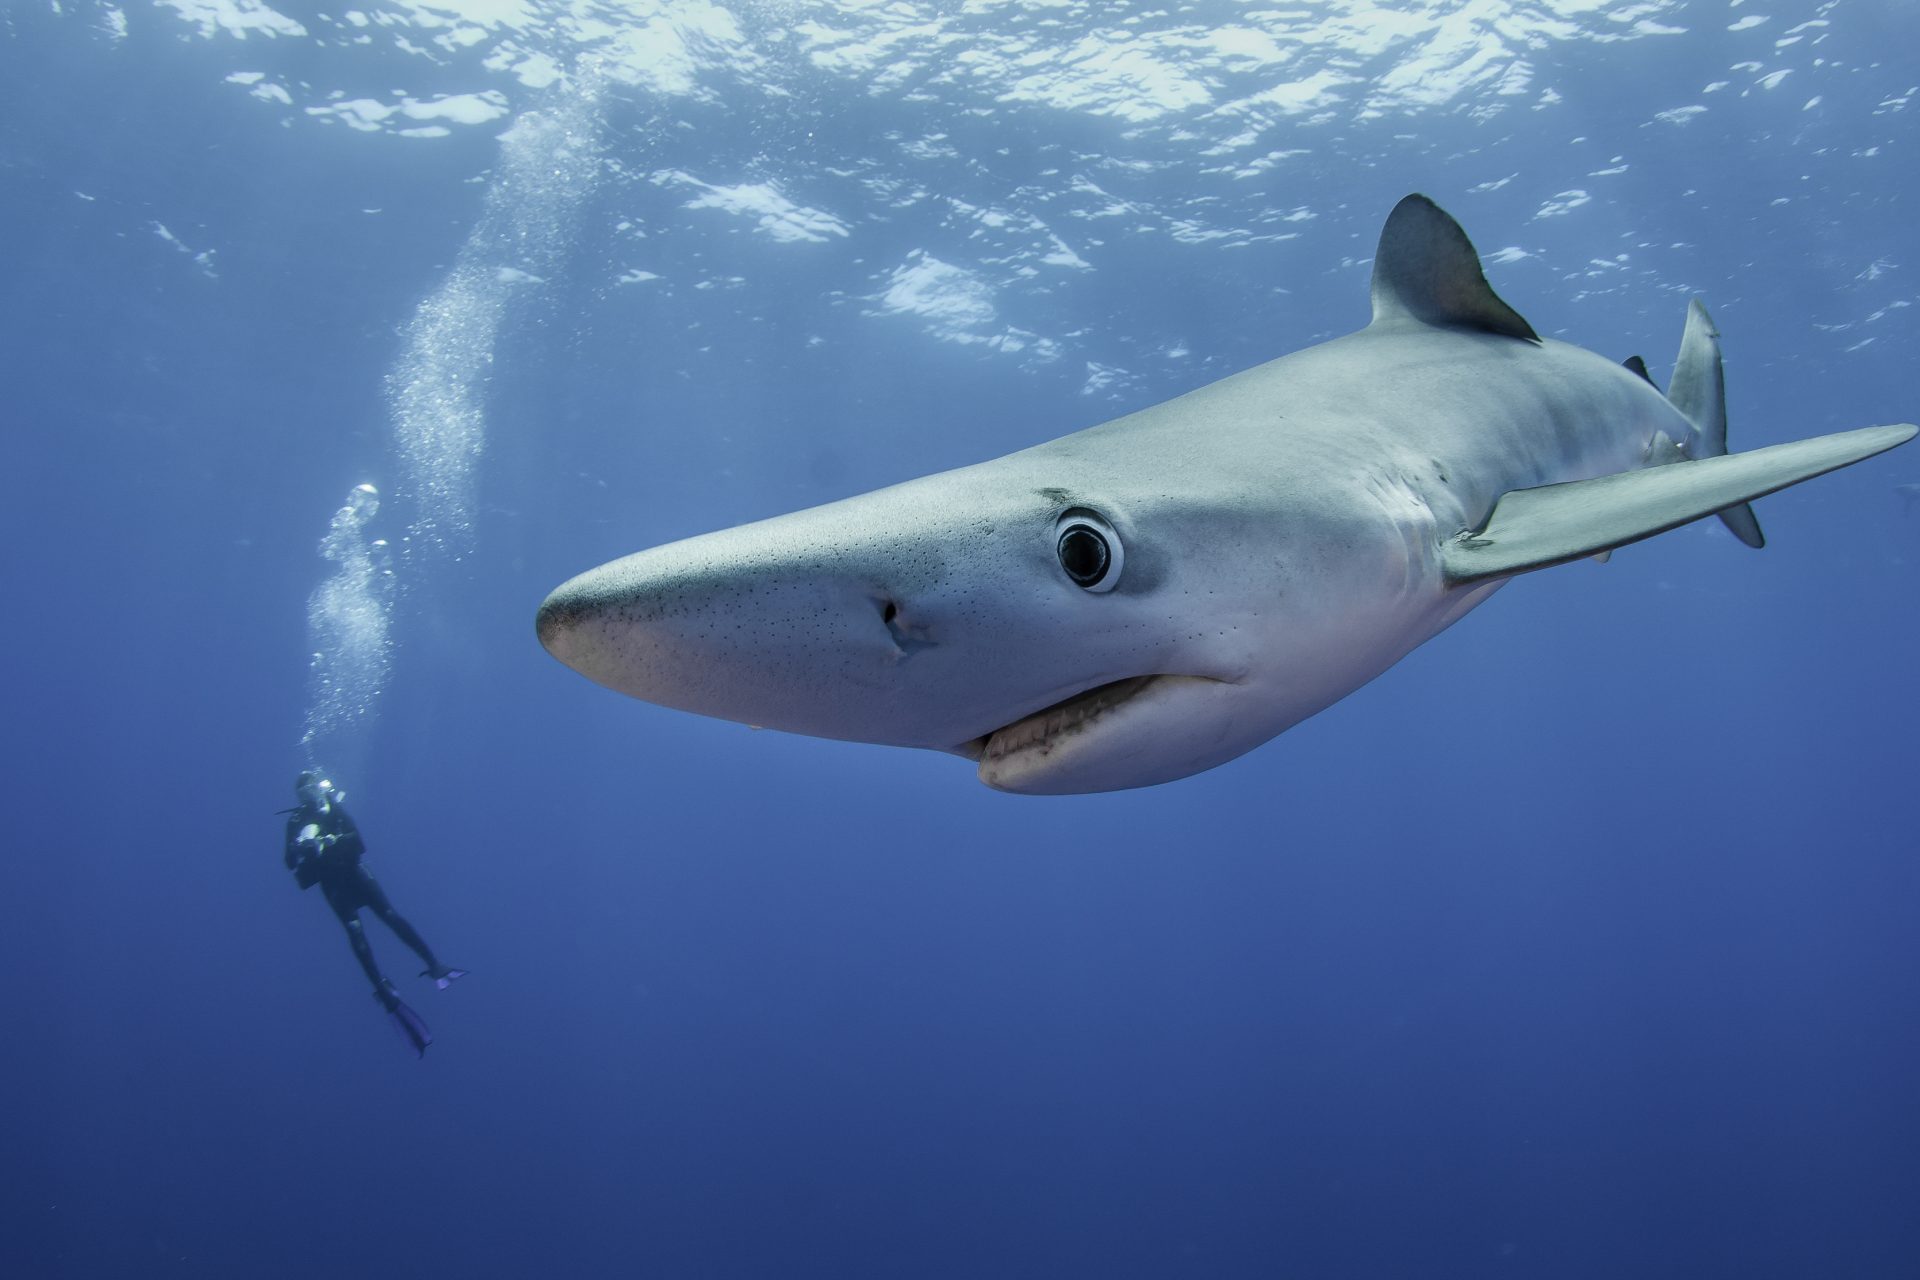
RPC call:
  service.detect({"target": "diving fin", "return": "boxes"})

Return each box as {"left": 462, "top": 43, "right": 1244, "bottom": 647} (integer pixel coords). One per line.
{"left": 376, "top": 980, "right": 433, "bottom": 1057}
{"left": 422, "top": 965, "right": 469, "bottom": 991}
{"left": 1442, "top": 423, "right": 1918, "bottom": 585}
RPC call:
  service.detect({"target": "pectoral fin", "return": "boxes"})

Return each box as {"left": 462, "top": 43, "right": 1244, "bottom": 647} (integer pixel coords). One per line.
{"left": 1442, "top": 424, "right": 1917, "bottom": 584}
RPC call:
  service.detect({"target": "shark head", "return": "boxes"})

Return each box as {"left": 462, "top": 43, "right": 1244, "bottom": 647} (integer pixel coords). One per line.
{"left": 536, "top": 422, "right": 1401, "bottom": 794}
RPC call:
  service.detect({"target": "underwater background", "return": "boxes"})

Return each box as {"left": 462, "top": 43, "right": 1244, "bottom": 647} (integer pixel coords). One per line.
{"left": 3, "top": 1, "right": 1917, "bottom": 1275}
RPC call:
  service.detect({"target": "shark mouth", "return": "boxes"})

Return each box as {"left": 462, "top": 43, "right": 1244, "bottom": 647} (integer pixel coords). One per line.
{"left": 962, "top": 674, "right": 1164, "bottom": 765}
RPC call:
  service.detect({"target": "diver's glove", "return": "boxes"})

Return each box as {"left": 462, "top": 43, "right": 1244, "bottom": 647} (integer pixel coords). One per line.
{"left": 295, "top": 824, "right": 338, "bottom": 856}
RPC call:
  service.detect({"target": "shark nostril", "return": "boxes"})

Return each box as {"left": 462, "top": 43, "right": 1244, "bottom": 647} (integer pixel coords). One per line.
{"left": 877, "top": 597, "right": 936, "bottom": 655}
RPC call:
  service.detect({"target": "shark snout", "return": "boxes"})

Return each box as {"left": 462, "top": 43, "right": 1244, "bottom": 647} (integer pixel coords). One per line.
{"left": 536, "top": 535, "right": 973, "bottom": 746}
{"left": 534, "top": 583, "right": 592, "bottom": 659}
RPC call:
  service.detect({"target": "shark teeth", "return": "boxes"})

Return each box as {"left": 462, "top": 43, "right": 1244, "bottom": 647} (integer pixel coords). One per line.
{"left": 979, "top": 675, "right": 1160, "bottom": 762}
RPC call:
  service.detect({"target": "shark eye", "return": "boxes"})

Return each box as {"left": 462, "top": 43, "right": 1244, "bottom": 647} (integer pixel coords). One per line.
{"left": 1055, "top": 509, "right": 1123, "bottom": 592}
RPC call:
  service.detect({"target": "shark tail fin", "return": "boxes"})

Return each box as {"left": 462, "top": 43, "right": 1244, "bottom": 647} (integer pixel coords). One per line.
{"left": 1668, "top": 299, "right": 1765, "bottom": 548}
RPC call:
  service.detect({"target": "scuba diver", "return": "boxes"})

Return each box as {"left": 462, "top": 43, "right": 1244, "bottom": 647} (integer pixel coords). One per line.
{"left": 283, "top": 770, "right": 466, "bottom": 1056}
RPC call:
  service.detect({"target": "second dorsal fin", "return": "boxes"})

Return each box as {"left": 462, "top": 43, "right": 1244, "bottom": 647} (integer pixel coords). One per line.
{"left": 1369, "top": 195, "right": 1540, "bottom": 343}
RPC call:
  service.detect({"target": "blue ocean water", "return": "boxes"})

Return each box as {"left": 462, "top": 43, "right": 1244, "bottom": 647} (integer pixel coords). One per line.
{"left": 3, "top": 2, "right": 1917, "bottom": 1275}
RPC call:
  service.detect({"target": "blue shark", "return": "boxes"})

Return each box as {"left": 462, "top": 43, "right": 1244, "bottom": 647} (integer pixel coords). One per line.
{"left": 538, "top": 195, "right": 1913, "bottom": 794}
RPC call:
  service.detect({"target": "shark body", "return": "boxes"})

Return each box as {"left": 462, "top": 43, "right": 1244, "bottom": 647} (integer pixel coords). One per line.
{"left": 539, "top": 195, "right": 1913, "bottom": 794}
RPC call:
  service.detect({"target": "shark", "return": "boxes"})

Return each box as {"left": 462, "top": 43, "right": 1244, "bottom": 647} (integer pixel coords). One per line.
{"left": 538, "top": 195, "right": 1913, "bottom": 795}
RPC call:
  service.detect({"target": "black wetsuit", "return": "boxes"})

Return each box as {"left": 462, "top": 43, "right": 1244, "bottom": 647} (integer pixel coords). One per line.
{"left": 285, "top": 800, "right": 441, "bottom": 994}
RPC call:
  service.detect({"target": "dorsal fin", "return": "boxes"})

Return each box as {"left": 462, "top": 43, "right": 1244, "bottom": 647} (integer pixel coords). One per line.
{"left": 1369, "top": 194, "right": 1539, "bottom": 343}
{"left": 1623, "top": 354, "right": 1657, "bottom": 387}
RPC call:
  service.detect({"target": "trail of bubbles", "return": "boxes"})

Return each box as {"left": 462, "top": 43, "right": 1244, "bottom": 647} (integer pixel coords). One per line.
{"left": 302, "top": 483, "right": 395, "bottom": 774}
{"left": 298, "top": 70, "right": 607, "bottom": 770}
{"left": 389, "top": 68, "right": 608, "bottom": 555}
